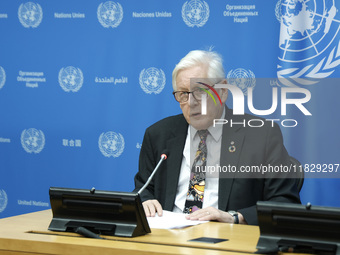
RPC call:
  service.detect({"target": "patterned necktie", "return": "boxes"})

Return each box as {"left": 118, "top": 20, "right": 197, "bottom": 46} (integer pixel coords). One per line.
{"left": 183, "top": 129, "right": 208, "bottom": 214}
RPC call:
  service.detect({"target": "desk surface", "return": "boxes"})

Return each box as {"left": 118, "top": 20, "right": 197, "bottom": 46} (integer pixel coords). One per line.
{"left": 0, "top": 210, "right": 260, "bottom": 255}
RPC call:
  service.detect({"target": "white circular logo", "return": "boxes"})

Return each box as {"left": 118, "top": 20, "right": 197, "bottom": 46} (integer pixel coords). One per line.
{"left": 275, "top": 0, "right": 283, "bottom": 22}
{"left": 97, "top": 1, "right": 123, "bottom": 28}
{"left": 58, "top": 66, "right": 84, "bottom": 92}
{"left": 0, "top": 189, "right": 8, "bottom": 213}
{"left": 139, "top": 67, "right": 166, "bottom": 94}
{"left": 182, "top": 0, "right": 209, "bottom": 28}
{"left": 21, "top": 128, "right": 45, "bottom": 154}
{"left": 18, "top": 2, "right": 43, "bottom": 28}
{"left": 277, "top": 0, "right": 340, "bottom": 86}
{"left": 98, "top": 131, "right": 125, "bottom": 158}
{"left": 227, "top": 68, "right": 256, "bottom": 95}
{"left": 0, "top": 66, "right": 5, "bottom": 90}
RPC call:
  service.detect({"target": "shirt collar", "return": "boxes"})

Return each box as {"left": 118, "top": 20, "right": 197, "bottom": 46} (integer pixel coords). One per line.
{"left": 189, "top": 107, "right": 225, "bottom": 142}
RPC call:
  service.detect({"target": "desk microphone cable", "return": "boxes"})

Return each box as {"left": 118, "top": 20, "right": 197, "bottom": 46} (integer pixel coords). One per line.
{"left": 74, "top": 227, "right": 106, "bottom": 240}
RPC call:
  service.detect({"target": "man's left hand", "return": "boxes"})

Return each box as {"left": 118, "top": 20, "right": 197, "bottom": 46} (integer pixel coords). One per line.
{"left": 185, "top": 207, "right": 246, "bottom": 224}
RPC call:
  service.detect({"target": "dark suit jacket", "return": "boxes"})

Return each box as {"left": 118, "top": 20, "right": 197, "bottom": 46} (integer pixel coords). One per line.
{"left": 134, "top": 107, "right": 301, "bottom": 225}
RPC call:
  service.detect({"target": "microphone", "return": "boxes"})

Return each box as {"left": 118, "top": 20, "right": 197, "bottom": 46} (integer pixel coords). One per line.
{"left": 137, "top": 151, "right": 168, "bottom": 195}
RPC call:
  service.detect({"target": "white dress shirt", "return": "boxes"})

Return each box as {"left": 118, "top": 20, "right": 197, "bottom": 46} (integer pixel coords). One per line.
{"left": 173, "top": 108, "right": 225, "bottom": 213}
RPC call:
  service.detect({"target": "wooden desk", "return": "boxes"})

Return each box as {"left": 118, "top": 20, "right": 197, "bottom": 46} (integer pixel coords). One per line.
{"left": 0, "top": 210, "right": 260, "bottom": 255}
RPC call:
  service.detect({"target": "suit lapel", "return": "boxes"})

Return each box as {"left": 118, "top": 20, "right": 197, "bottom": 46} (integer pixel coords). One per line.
{"left": 161, "top": 110, "right": 246, "bottom": 211}
{"left": 164, "top": 116, "right": 188, "bottom": 211}
{"left": 218, "top": 107, "right": 245, "bottom": 210}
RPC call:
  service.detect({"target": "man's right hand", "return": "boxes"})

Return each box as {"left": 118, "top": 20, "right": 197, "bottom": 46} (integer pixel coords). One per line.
{"left": 142, "top": 199, "right": 163, "bottom": 217}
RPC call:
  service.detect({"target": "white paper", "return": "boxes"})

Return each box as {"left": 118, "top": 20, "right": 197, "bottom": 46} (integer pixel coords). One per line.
{"left": 147, "top": 210, "right": 208, "bottom": 229}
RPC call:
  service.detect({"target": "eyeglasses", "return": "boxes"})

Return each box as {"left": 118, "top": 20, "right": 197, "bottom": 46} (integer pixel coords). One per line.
{"left": 172, "top": 83, "right": 216, "bottom": 103}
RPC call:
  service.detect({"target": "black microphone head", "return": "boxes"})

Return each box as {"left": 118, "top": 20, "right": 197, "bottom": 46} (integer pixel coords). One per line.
{"left": 161, "top": 149, "right": 169, "bottom": 160}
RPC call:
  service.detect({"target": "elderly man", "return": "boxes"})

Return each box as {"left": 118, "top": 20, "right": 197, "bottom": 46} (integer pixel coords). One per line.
{"left": 134, "top": 49, "right": 300, "bottom": 225}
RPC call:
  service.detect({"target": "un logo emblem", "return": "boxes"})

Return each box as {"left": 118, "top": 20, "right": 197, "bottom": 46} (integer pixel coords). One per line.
{"left": 0, "top": 189, "right": 8, "bottom": 213}
{"left": 0, "top": 66, "right": 5, "bottom": 90}
{"left": 139, "top": 67, "right": 166, "bottom": 94}
{"left": 58, "top": 66, "right": 84, "bottom": 92}
{"left": 98, "top": 131, "right": 125, "bottom": 158}
{"left": 18, "top": 2, "right": 43, "bottom": 28}
{"left": 21, "top": 128, "right": 45, "bottom": 154}
{"left": 182, "top": 0, "right": 209, "bottom": 28}
{"left": 276, "top": 0, "right": 340, "bottom": 86}
{"left": 227, "top": 68, "right": 256, "bottom": 95}
{"left": 97, "top": 1, "right": 123, "bottom": 28}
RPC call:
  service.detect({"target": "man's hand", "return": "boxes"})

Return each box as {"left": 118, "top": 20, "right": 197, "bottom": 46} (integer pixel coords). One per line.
{"left": 185, "top": 207, "right": 246, "bottom": 224}
{"left": 142, "top": 199, "right": 163, "bottom": 217}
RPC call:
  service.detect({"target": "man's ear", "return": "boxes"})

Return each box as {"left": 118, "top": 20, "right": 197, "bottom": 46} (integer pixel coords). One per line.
{"left": 219, "top": 79, "right": 228, "bottom": 103}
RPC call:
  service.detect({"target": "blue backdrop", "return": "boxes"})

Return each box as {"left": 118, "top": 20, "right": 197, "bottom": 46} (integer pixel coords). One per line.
{"left": 0, "top": 0, "right": 339, "bottom": 218}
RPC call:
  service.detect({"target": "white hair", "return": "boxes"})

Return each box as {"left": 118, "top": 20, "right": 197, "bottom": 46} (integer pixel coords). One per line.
{"left": 172, "top": 49, "right": 225, "bottom": 90}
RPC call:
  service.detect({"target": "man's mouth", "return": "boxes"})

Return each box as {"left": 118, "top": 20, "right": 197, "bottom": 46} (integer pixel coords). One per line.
{"left": 190, "top": 112, "right": 201, "bottom": 117}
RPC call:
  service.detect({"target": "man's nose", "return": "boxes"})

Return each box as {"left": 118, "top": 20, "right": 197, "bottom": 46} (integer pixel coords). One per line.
{"left": 188, "top": 93, "right": 199, "bottom": 107}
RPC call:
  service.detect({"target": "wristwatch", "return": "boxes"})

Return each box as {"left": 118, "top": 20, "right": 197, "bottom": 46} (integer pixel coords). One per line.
{"left": 228, "top": 210, "right": 239, "bottom": 224}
